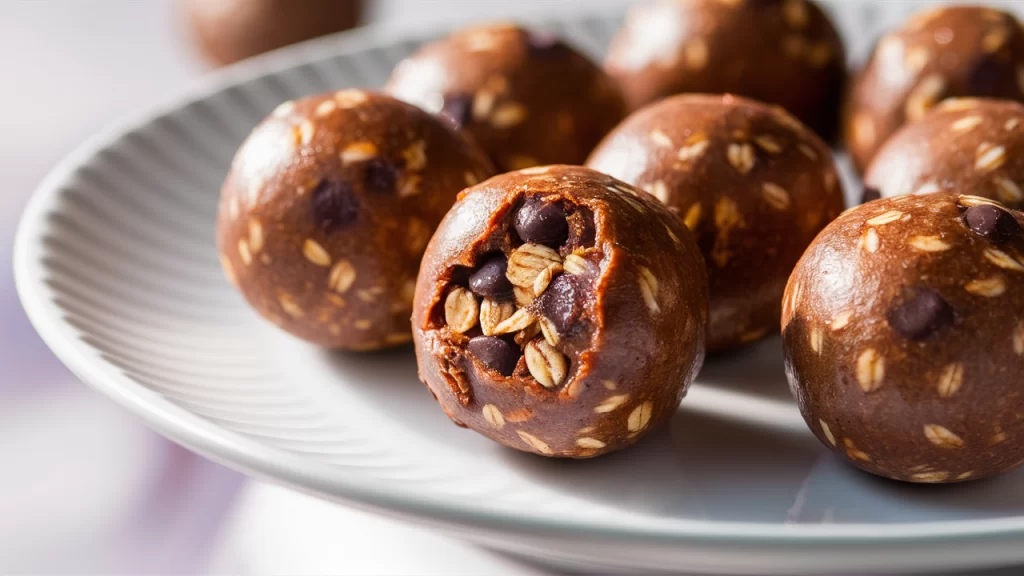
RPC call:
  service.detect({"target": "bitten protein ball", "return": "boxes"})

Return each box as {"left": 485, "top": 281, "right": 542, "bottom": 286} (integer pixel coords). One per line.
{"left": 783, "top": 193, "right": 1024, "bottom": 483}
{"left": 587, "top": 94, "right": 844, "bottom": 351}
{"left": 384, "top": 24, "right": 628, "bottom": 172}
{"left": 179, "top": 0, "right": 364, "bottom": 66}
{"left": 603, "top": 0, "right": 845, "bottom": 140}
{"left": 844, "top": 6, "right": 1024, "bottom": 173}
{"left": 217, "top": 91, "right": 493, "bottom": 350}
{"left": 412, "top": 165, "right": 708, "bottom": 457}
{"left": 864, "top": 98, "right": 1024, "bottom": 209}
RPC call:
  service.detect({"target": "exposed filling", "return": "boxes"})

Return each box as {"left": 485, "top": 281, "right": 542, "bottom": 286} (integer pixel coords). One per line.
{"left": 433, "top": 195, "right": 600, "bottom": 393}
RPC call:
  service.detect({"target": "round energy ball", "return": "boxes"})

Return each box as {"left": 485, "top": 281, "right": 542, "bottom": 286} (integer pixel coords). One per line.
{"left": 844, "top": 6, "right": 1024, "bottom": 173}
{"left": 384, "top": 24, "right": 628, "bottom": 172}
{"left": 587, "top": 94, "right": 844, "bottom": 351}
{"left": 217, "top": 91, "right": 493, "bottom": 350}
{"left": 179, "top": 0, "right": 364, "bottom": 66}
{"left": 412, "top": 165, "right": 708, "bottom": 457}
{"left": 863, "top": 98, "right": 1024, "bottom": 209}
{"left": 603, "top": 0, "right": 846, "bottom": 141}
{"left": 783, "top": 193, "right": 1024, "bottom": 483}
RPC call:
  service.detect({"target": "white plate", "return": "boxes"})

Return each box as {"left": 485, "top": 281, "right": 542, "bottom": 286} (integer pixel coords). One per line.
{"left": 15, "top": 4, "right": 1024, "bottom": 574}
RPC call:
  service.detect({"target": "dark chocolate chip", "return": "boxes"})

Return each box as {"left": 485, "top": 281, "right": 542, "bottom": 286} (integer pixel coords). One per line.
{"left": 526, "top": 31, "right": 564, "bottom": 54}
{"left": 514, "top": 199, "right": 569, "bottom": 246}
{"left": 537, "top": 273, "right": 584, "bottom": 334}
{"left": 440, "top": 93, "right": 472, "bottom": 129}
{"left": 364, "top": 158, "right": 399, "bottom": 194}
{"left": 468, "top": 336, "right": 520, "bottom": 376}
{"left": 964, "top": 204, "right": 1020, "bottom": 244}
{"left": 311, "top": 178, "right": 359, "bottom": 231}
{"left": 469, "top": 254, "right": 514, "bottom": 297}
{"left": 861, "top": 186, "right": 881, "bottom": 204}
{"left": 887, "top": 287, "right": 955, "bottom": 341}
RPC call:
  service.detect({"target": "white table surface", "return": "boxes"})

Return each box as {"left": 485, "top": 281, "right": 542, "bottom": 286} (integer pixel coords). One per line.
{"left": 3, "top": 1, "right": 1024, "bottom": 574}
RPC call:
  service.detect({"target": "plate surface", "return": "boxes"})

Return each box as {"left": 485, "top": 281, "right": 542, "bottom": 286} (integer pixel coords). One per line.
{"left": 15, "top": 3, "right": 1024, "bottom": 574}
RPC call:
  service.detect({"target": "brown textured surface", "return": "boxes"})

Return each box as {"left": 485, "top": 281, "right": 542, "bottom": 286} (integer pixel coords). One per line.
{"left": 587, "top": 94, "right": 844, "bottom": 352}
{"left": 782, "top": 193, "right": 1024, "bottom": 483}
{"left": 603, "top": 0, "right": 845, "bottom": 141}
{"left": 865, "top": 98, "right": 1024, "bottom": 209}
{"left": 844, "top": 6, "right": 1024, "bottom": 174}
{"left": 217, "top": 91, "right": 493, "bottom": 350}
{"left": 384, "top": 24, "right": 627, "bottom": 173}
{"left": 412, "top": 166, "right": 708, "bottom": 458}
{"left": 179, "top": 0, "right": 364, "bottom": 66}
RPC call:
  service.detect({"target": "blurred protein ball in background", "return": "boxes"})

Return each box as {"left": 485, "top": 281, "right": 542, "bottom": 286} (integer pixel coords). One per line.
{"left": 178, "top": 0, "right": 365, "bottom": 66}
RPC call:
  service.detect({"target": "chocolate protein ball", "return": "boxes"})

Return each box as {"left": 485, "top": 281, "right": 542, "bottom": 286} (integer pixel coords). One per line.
{"left": 603, "top": 0, "right": 846, "bottom": 141}
{"left": 864, "top": 98, "right": 1024, "bottom": 209}
{"left": 844, "top": 6, "right": 1024, "bottom": 173}
{"left": 412, "top": 165, "right": 708, "bottom": 457}
{"left": 783, "top": 193, "right": 1024, "bottom": 483}
{"left": 384, "top": 24, "right": 628, "bottom": 172}
{"left": 587, "top": 94, "right": 844, "bottom": 351}
{"left": 180, "top": 0, "right": 364, "bottom": 66}
{"left": 217, "top": 90, "right": 493, "bottom": 350}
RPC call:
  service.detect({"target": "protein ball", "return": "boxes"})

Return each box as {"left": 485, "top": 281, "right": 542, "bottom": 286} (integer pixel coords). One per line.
{"left": 603, "top": 0, "right": 845, "bottom": 141}
{"left": 179, "top": 0, "right": 364, "bottom": 67}
{"left": 587, "top": 94, "right": 844, "bottom": 351}
{"left": 384, "top": 24, "right": 628, "bottom": 172}
{"left": 412, "top": 165, "right": 708, "bottom": 457}
{"left": 217, "top": 91, "right": 493, "bottom": 350}
{"left": 782, "top": 193, "right": 1024, "bottom": 483}
{"left": 864, "top": 98, "right": 1024, "bottom": 209}
{"left": 844, "top": 6, "right": 1024, "bottom": 173}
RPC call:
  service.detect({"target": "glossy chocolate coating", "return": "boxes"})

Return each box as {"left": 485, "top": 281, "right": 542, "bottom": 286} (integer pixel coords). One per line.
{"left": 587, "top": 94, "right": 844, "bottom": 351}
{"left": 604, "top": 0, "right": 845, "bottom": 141}
{"left": 412, "top": 165, "right": 708, "bottom": 458}
{"left": 385, "top": 24, "right": 628, "bottom": 172}
{"left": 217, "top": 91, "right": 493, "bottom": 350}
{"left": 179, "top": 0, "right": 364, "bottom": 66}
{"left": 844, "top": 6, "right": 1024, "bottom": 173}
{"left": 865, "top": 98, "right": 1024, "bottom": 209}
{"left": 783, "top": 193, "right": 1024, "bottom": 483}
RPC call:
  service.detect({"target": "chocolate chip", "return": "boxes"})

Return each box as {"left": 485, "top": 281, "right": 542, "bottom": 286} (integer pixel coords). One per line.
{"left": 468, "top": 336, "right": 520, "bottom": 376}
{"left": 514, "top": 198, "right": 569, "bottom": 246}
{"left": 364, "top": 158, "right": 399, "bottom": 194}
{"left": 311, "top": 178, "right": 359, "bottom": 231}
{"left": 440, "top": 93, "right": 472, "bottom": 129}
{"left": 964, "top": 204, "right": 1020, "bottom": 244}
{"left": 526, "top": 31, "right": 564, "bottom": 54}
{"left": 887, "top": 287, "right": 955, "bottom": 341}
{"left": 469, "top": 254, "right": 514, "bottom": 297}
{"left": 537, "top": 274, "right": 585, "bottom": 334}
{"left": 861, "top": 186, "right": 881, "bottom": 204}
